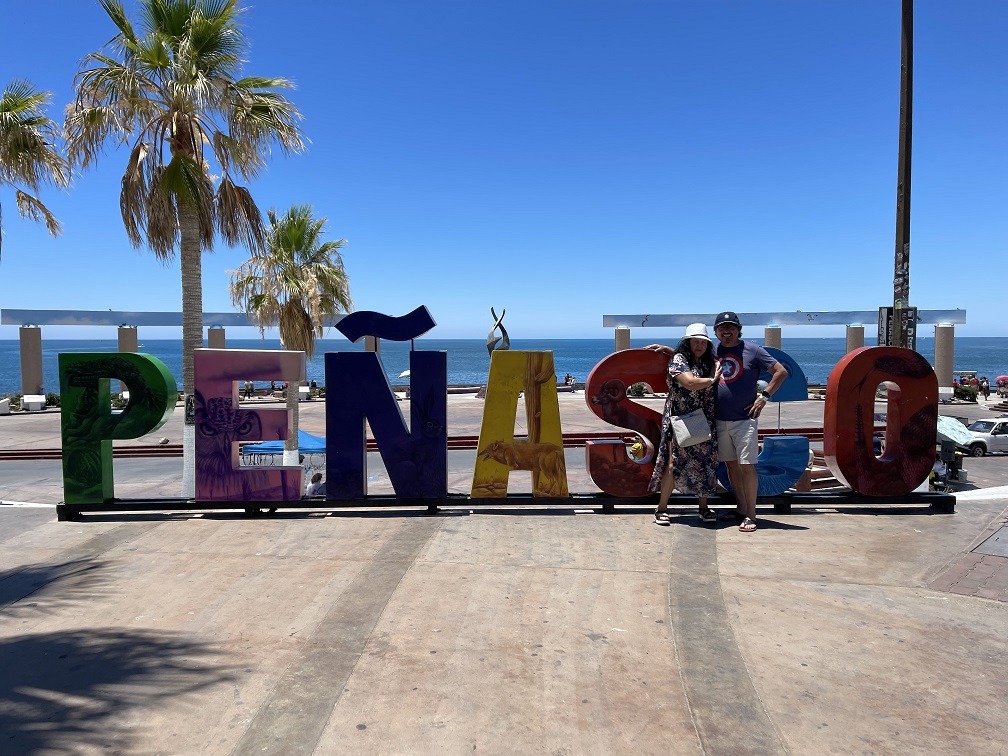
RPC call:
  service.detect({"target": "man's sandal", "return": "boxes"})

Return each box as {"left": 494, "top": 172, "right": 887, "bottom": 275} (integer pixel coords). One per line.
{"left": 654, "top": 510, "right": 671, "bottom": 526}
{"left": 699, "top": 507, "right": 718, "bottom": 524}
{"left": 739, "top": 517, "right": 757, "bottom": 532}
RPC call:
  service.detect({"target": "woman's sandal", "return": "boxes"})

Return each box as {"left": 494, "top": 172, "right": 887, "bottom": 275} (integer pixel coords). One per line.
{"left": 739, "top": 517, "right": 757, "bottom": 532}
{"left": 699, "top": 507, "right": 718, "bottom": 524}
{"left": 654, "top": 509, "right": 671, "bottom": 526}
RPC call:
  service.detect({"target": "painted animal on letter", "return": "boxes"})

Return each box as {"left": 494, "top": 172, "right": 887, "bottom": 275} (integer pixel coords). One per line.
{"left": 478, "top": 439, "right": 567, "bottom": 497}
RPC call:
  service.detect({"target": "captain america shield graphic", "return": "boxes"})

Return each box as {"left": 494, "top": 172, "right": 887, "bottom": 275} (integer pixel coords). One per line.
{"left": 720, "top": 353, "right": 743, "bottom": 384}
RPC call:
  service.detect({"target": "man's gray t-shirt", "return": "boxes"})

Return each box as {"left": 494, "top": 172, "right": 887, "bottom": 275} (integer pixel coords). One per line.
{"left": 715, "top": 340, "right": 777, "bottom": 421}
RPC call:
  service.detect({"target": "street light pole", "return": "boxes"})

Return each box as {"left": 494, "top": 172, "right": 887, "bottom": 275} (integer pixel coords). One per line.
{"left": 892, "top": 0, "right": 913, "bottom": 348}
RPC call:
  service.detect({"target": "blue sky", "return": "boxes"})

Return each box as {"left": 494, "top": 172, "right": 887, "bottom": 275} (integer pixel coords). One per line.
{"left": 1, "top": 0, "right": 1005, "bottom": 341}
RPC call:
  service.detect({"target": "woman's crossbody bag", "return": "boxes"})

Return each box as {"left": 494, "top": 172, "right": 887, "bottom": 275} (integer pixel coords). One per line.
{"left": 670, "top": 408, "right": 712, "bottom": 447}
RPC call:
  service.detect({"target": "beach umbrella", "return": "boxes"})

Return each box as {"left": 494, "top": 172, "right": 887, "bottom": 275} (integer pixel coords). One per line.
{"left": 398, "top": 369, "right": 411, "bottom": 379}
{"left": 997, "top": 375, "right": 1008, "bottom": 384}
{"left": 936, "top": 415, "right": 973, "bottom": 447}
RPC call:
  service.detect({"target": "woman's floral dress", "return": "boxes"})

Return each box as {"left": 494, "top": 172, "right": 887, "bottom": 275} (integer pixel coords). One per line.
{"left": 648, "top": 353, "right": 718, "bottom": 496}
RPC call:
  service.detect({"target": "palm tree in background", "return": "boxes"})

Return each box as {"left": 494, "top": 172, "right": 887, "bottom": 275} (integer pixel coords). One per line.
{"left": 65, "top": 0, "right": 305, "bottom": 495}
{"left": 231, "top": 204, "right": 351, "bottom": 348}
{"left": 231, "top": 204, "right": 351, "bottom": 463}
{"left": 0, "top": 79, "right": 69, "bottom": 259}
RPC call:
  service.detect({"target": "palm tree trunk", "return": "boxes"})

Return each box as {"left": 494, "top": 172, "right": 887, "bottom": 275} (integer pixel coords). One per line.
{"left": 179, "top": 204, "right": 202, "bottom": 498}
{"left": 284, "top": 378, "right": 300, "bottom": 467}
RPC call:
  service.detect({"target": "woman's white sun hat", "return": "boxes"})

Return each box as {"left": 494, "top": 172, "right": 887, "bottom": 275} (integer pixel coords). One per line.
{"left": 682, "top": 322, "right": 711, "bottom": 343}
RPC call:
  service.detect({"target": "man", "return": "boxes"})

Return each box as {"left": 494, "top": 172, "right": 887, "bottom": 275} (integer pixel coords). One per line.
{"left": 713, "top": 311, "right": 788, "bottom": 532}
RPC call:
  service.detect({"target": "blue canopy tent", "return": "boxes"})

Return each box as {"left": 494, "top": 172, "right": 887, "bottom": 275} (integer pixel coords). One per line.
{"left": 241, "top": 430, "right": 327, "bottom": 470}
{"left": 242, "top": 429, "right": 327, "bottom": 455}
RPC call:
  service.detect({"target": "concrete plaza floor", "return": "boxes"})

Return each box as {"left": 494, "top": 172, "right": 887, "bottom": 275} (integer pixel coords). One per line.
{"left": 2, "top": 394, "right": 1008, "bottom": 753}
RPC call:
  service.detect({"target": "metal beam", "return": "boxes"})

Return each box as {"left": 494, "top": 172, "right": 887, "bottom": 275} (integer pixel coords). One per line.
{"left": 602, "top": 310, "right": 966, "bottom": 328}
{"left": 1, "top": 309, "right": 345, "bottom": 328}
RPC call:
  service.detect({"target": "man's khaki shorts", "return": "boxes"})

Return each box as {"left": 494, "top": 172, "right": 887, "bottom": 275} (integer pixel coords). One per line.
{"left": 716, "top": 418, "right": 759, "bottom": 464}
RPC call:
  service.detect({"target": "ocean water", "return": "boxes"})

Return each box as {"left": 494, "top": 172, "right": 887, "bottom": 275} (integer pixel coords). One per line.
{"left": 3, "top": 337, "right": 1008, "bottom": 396}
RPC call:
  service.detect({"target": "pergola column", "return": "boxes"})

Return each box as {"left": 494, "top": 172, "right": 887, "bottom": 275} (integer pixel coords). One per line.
{"left": 19, "top": 325, "right": 43, "bottom": 395}
{"left": 207, "top": 326, "right": 226, "bottom": 349}
{"left": 763, "top": 326, "right": 781, "bottom": 349}
{"left": 614, "top": 327, "right": 630, "bottom": 352}
{"left": 845, "top": 325, "right": 865, "bottom": 353}
{"left": 934, "top": 324, "right": 954, "bottom": 387}
{"left": 118, "top": 325, "right": 138, "bottom": 352}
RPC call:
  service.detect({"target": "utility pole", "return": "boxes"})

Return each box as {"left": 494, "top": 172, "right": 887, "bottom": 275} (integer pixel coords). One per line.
{"left": 892, "top": 0, "right": 913, "bottom": 348}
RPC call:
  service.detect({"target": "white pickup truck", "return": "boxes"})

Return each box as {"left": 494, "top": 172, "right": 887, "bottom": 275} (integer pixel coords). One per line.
{"left": 965, "top": 417, "right": 1008, "bottom": 457}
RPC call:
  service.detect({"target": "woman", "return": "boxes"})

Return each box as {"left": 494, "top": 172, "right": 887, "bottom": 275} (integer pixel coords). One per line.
{"left": 645, "top": 323, "right": 722, "bottom": 525}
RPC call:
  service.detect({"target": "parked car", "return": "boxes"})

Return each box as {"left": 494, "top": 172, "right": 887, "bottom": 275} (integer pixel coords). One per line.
{"left": 964, "top": 418, "right": 1008, "bottom": 456}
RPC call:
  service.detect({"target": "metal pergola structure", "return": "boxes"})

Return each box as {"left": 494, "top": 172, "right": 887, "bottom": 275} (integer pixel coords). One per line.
{"left": 0, "top": 309, "right": 344, "bottom": 328}
{"left": 602, "top": 310, "right": 965, "bottom": 329}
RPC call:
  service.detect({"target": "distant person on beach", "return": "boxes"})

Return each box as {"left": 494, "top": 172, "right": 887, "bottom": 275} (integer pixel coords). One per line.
{"left": 644, "top": 323, "right": 722, "bottom": 526}
{"left": 713, "top": 311, "right": 788, "bottom": 533}
{"left": 979, "top": 376, "right": 990, "bottom": 400}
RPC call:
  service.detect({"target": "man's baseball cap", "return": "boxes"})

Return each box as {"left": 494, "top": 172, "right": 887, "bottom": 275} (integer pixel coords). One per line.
{"left": 714, "top": 311, "right": 742, "bottom": 328}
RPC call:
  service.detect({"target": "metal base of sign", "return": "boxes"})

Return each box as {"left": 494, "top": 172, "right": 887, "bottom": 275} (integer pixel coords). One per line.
{"left": 56, "top": 490, "right": 955, "bottom": 521}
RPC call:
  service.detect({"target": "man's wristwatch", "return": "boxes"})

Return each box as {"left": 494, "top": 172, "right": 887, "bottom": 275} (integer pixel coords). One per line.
{"left": 760, "top": 390, "right": 771, "bottom": 400}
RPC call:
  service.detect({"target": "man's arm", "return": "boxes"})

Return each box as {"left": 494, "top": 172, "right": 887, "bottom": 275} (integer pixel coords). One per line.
{"left": 763, "top": 361, "right": 788, "bottom": 398}
{"left": 749, "top": 361, "right": 788, "bottom": 418}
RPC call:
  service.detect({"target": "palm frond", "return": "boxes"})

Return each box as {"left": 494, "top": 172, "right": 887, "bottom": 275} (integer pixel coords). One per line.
{"left": 0, "top": 80, "right": 70, "bottom": 190}
{"left": 278, "top": 299, "right": 316, "bottom": 355}
{"left": 144, "top": 166, "right": 178, "bottom": 258}
{"left": 0, "top": 79, "right": 69, "bottom": 258}
{"left": 99, "top": 0, "right": 139, "bottom": 45}
{"left": 119, "top": 140, "right": 150, "bottom": 247}
{"left": 14, "top": 190, "right": 62, "bottom": 237}
{"left": 216, "top": 176, "right": 263, "bottom": 251}
{"left": 224, "top": 79, "right": 305, "bottom": 176}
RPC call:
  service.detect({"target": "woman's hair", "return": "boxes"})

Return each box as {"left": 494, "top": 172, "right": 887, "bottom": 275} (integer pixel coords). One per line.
{"left": 675, "top": 338, "right": 715, "bottom": 374}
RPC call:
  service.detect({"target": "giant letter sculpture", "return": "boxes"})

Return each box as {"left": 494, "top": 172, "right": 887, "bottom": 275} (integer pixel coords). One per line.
{"left": 471, "top": 351, "right": 567, "bottom": 498}
{"left": 325, "top": 349, "right": 447, "bottom": 498}
{"left": 762, "top": 346, "right": 808, "bottom": 403}
{"left": 193, "top": 349, "right": 305, "bottom": 501}
{"left": 59, "top": 353, "right": 176, "bottom": 505}
{"left": 583, "top": 349, "right": 666, "bottom": 497}
{"left": 328, "top": 306, "right": 447, "bottom": 499}
{"left": 824, "top": 346, "right": 937, "bottom": 496}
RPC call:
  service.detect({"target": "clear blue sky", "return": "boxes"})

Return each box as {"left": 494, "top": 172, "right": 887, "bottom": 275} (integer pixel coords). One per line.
{"left": 1, "top": 0, "right": 1005, "bottom": 341}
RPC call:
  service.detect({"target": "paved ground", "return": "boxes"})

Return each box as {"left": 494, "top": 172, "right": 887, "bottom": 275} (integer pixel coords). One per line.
{"left": 2, "top": 393, "right": 1008, "bottom": 753}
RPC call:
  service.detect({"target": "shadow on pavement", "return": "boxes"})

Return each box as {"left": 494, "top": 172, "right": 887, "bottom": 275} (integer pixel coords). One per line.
{"left": 0, "top": 627, "right": 235, "bottom": 754}
{"left": 0, "top": 559, "right": 112, "bottom": 613}
{"left": 834, "top": 506, "right": 958, "bottom": 517}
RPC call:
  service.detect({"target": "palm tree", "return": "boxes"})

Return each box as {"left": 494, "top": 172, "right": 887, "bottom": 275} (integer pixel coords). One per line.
{"left": 65, "top": 0, "right": 305, "bottom": 495}
{"left": 0, "top": 79, "right": 69, "bottom": 259}
{"left": 231, "top": 203, "right": 351, "bottom": 464}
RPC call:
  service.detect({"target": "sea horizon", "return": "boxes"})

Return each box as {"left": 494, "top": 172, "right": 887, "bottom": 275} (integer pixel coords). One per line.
{"left": 3, "top": 336, "right": 1008, "bottom": 397}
